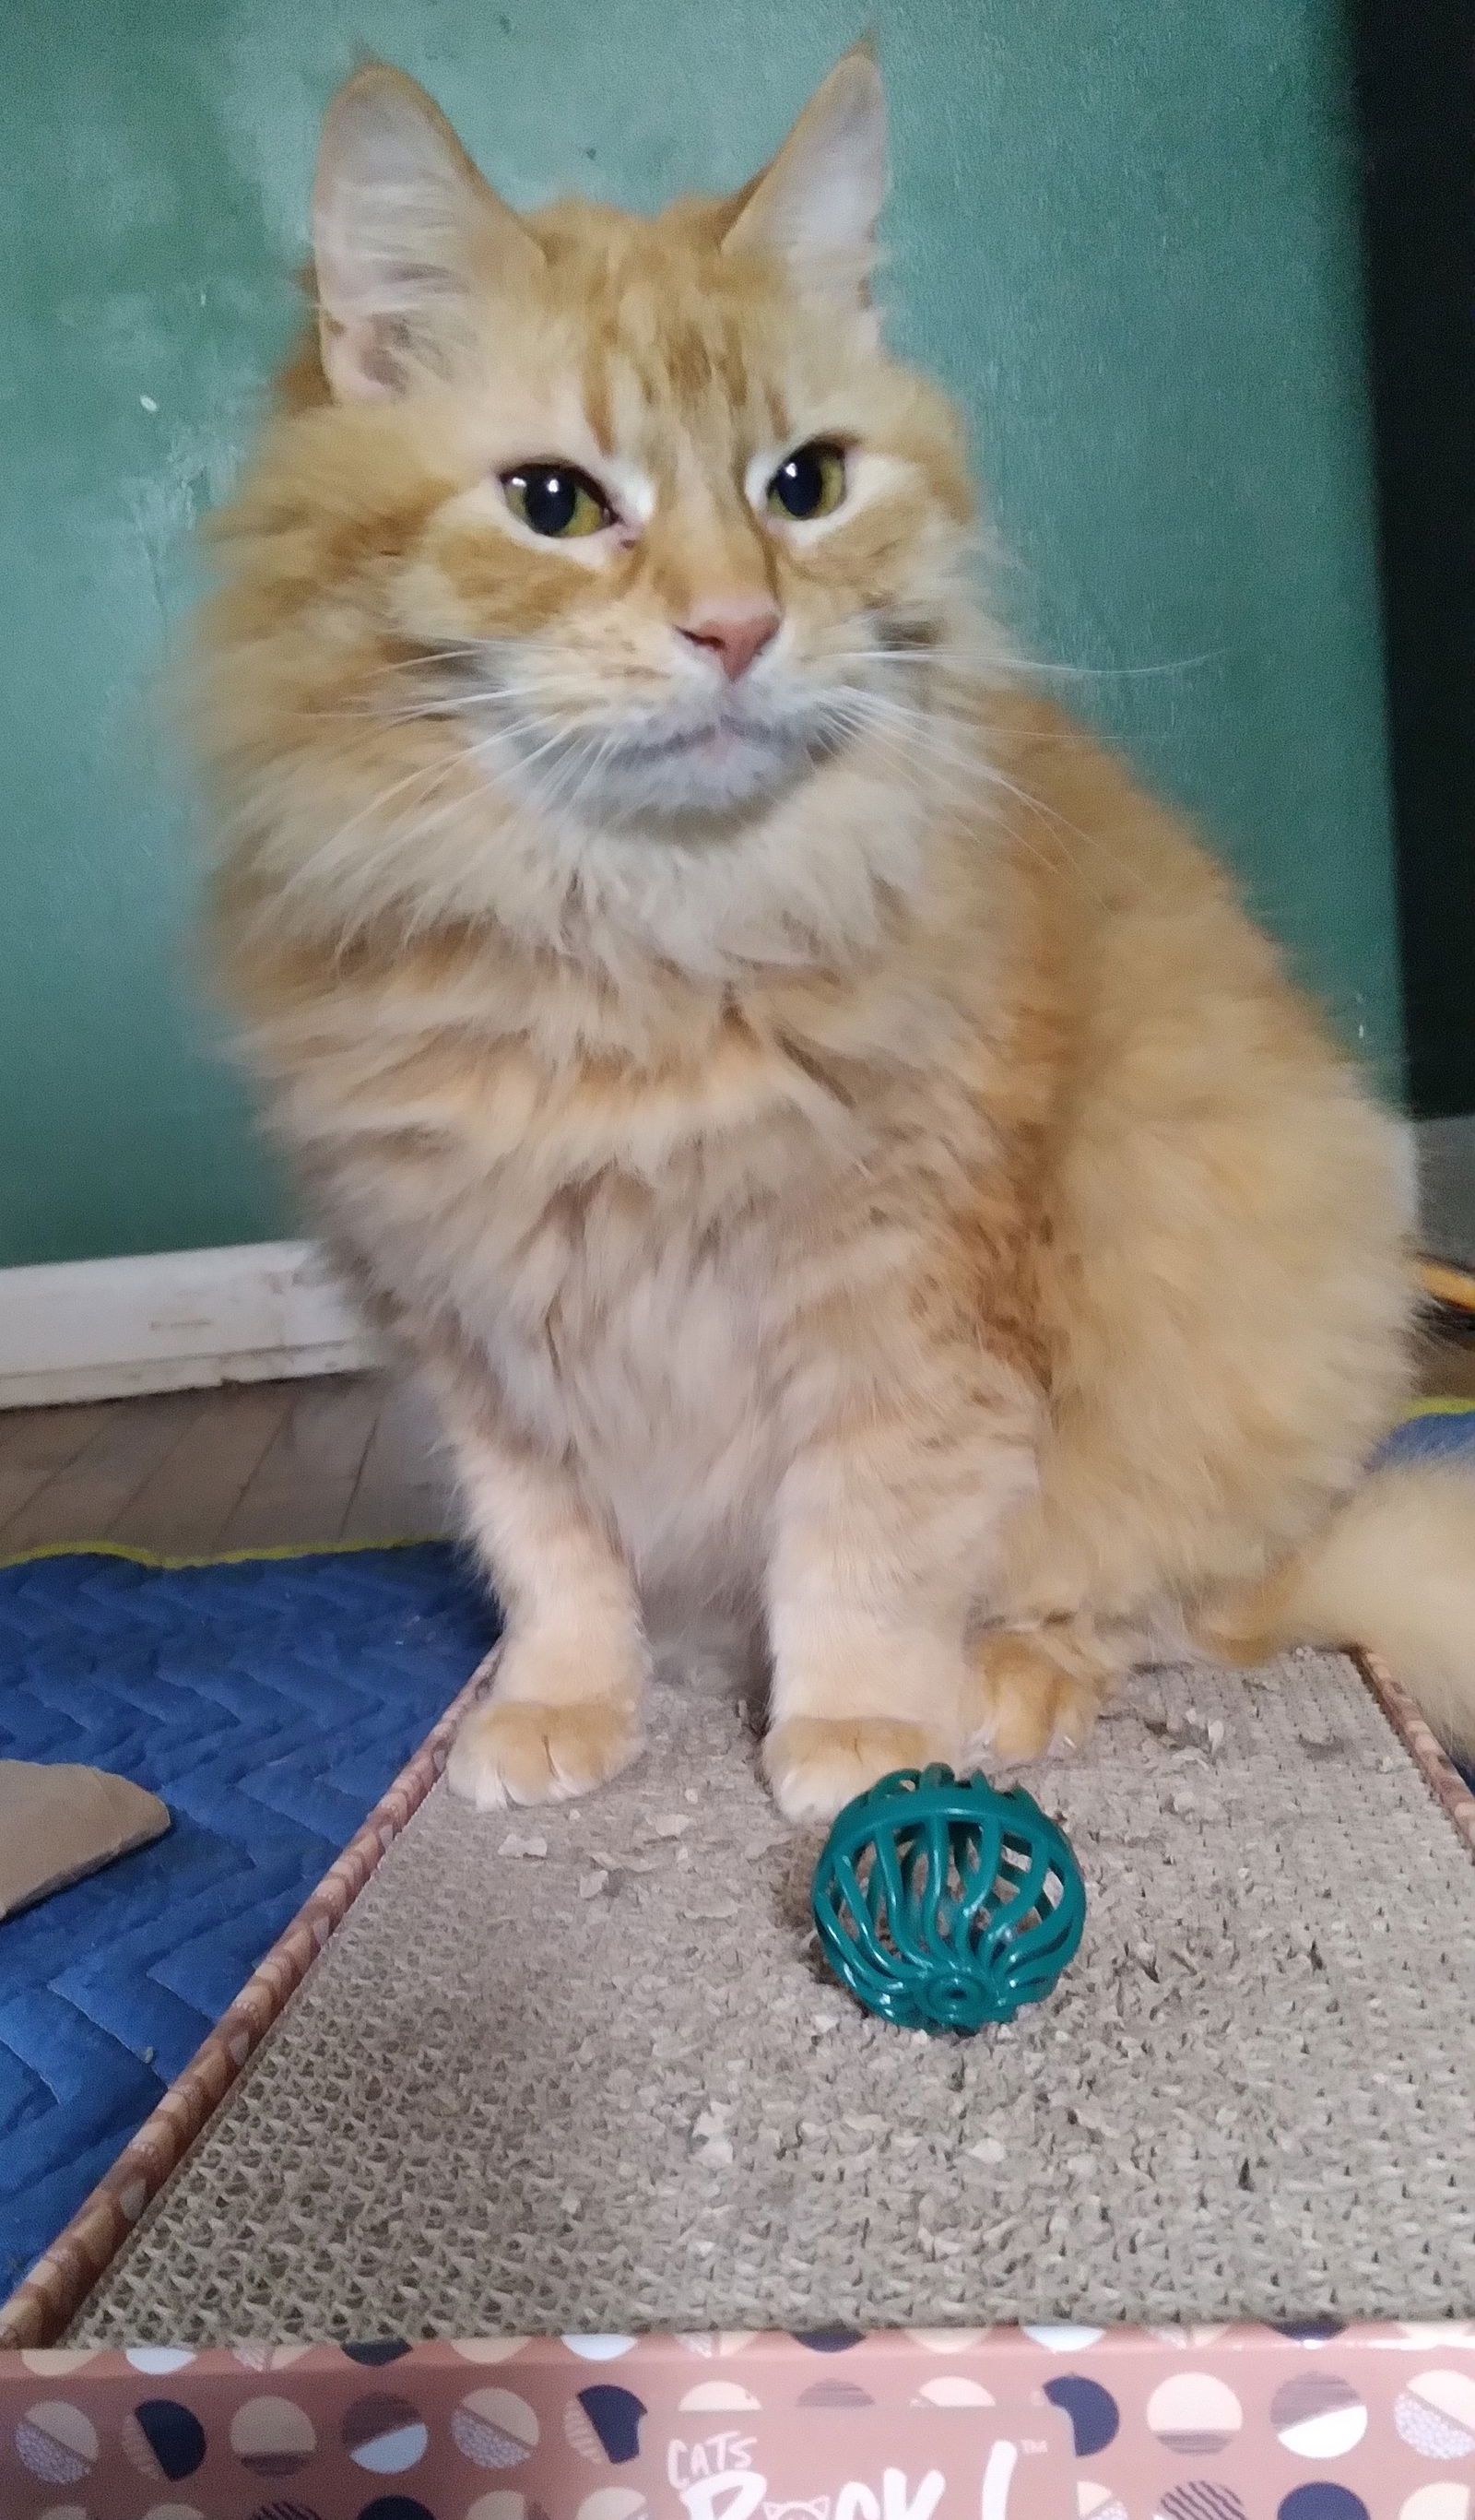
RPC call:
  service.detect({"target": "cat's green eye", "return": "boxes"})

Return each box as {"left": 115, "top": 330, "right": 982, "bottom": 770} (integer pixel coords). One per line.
{"left": 501, "top": 463, "right": 614, "bottom": 539}
{"left": 766, "top": 440, "right": 847, "bottom": 522}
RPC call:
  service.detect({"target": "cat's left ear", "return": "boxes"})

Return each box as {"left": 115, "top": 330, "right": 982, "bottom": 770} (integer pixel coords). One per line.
{"left": 722, "top": 46, "right": 887, "bottom": 308}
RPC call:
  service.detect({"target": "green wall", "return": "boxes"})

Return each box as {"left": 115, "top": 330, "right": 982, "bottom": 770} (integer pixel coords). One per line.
{"left": 0, "top": 0, "right": 1398, "bottom": 1266}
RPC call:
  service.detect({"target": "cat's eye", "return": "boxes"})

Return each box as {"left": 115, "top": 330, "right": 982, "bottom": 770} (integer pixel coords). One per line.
{"left": 765, "top": 440, "right": 847, "bottom": 522}
{"left": 501, "top": 463, "right": 614, "bottom": 539}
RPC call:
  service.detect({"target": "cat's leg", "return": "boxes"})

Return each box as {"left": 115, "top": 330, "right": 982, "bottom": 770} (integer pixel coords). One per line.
{"left": 761, "top": 1406, "right": 1036, "bottom": 1823}
{"left": 438, "top": 1404, "right": 648, "bottom": 1810}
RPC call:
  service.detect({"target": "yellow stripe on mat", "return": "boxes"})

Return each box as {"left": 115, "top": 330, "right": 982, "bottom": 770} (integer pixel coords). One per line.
{"left": 0, "top": 1534, "right": 445, "bottom": 1574}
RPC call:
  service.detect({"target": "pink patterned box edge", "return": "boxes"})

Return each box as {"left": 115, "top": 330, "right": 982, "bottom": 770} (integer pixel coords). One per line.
{"left": 4, "top": 2318, "right": 1475, "bottom": 2515}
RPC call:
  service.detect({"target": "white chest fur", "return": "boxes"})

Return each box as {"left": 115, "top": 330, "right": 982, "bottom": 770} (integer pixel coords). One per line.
{"left": 475, "top": 1162, "right": 790, "bottom": 1594}
{"left": 289, "top": 951, "right": 993, "bottom": 1602}
{"left": 319, "top": 1036, "right": 875, "bottom": 1596}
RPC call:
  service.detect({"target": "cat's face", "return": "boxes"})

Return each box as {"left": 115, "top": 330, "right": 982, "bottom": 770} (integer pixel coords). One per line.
{"left": 303, "top": 52, "right": 973, "bottom": 828}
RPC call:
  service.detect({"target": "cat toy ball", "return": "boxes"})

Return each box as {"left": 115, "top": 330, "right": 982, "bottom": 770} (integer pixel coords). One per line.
{"left": 810, "top": 1764, "right": 1086, "bottom": 2033}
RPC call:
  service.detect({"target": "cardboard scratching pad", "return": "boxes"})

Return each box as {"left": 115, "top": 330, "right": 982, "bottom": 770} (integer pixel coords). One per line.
{"left": 73, "top": 1652, "right": 1475, "bottom": 2345}
{"left": 0, "top": 1762, "right": 169, "bottom": 1922}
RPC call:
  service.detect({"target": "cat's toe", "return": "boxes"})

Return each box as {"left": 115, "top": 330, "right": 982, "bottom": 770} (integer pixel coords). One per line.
{"left": 762, "top": 1716, "right": 949, "bottom": 1824}
{"left": 968, "top": 1632, "right": 1103, "bottom": 1763}
{"left": 446, "top": 1696, "right": 643, "bottom": 1809}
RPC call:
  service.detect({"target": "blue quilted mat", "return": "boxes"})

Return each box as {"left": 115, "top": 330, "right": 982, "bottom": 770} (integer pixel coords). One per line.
{"left": 1376, "top": 1399, "right": 1475, "bottom": 1469}
{"left": 0, "top": 1543, "right": 497, "bottom": 2296}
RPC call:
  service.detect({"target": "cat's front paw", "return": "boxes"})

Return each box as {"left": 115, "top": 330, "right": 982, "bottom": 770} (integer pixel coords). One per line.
{"left": 446, "top": 1694, "right": 643, "bottom": 1809}
{"left": 968, "top": 1630, "right": 1104, "bottom": 1763}
{"left": 762, "top": 1716, "right": 950, "bottom": 1824}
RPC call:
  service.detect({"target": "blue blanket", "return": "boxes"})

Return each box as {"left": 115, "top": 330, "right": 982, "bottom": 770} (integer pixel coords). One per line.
{"left": 0, "top": 1543, "right": 496, "bottom": 2296}
{"left": 1375, "top": 1399, "right": 1475, "bottom": 1470}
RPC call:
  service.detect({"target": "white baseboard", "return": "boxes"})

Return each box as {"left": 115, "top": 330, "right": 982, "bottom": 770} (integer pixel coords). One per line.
{"left": 0, "top": 1241, "right": 384, "bottom": 1407}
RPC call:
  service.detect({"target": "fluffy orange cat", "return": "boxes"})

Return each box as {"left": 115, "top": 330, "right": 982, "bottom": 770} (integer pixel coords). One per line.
{"left": 201, "top": 50, "right": 1475, "bottom": 1820}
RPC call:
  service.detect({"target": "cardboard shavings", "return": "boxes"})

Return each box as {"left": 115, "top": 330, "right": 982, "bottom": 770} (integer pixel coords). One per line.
{"left": 498, "top": 1830, "right": 548, "bottom": 1859}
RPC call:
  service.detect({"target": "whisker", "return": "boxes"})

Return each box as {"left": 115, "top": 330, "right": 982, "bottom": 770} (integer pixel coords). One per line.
{"left": 819, "top": 640, "right": 1223, "bottom": 685}
{"left": 820, "top": 688, "right": 1116, "bottom": 913}
{"left": 1009, "top": 648, "right": 1227, "bottom": 682}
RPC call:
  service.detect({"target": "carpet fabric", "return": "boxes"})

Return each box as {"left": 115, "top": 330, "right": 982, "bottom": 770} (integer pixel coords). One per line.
{"left": 0, "top": 1544, "right": 496, "bottom": 2295}
{"left": 76, "top": 1647, "right": 1475, "bottom": 2345}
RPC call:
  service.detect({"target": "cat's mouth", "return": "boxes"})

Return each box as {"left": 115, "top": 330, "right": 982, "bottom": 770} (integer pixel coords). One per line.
{"left": 410, "top": 647, "right": 855, "bottom": 819}
{"left": 608, "top": 709, "right": 797, "bottom": 766}
{"left": 500, "top": 692, "right": 841, "bottom": 822}
{"left": 596, "top": 707, "right": 842, "bottom": 820}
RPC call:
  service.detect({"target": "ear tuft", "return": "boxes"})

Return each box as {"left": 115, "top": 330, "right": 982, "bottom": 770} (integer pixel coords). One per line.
{"left": 722, "top": 47, "right": 887, "bottom": 303}
{"left": 312, "top": 63, "right": 540, "bottom": 401}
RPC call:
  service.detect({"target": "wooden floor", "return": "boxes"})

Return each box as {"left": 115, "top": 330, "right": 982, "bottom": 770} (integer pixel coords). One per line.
{"left": 0, "top": 1373, "right": 452, "bottom": 1557}
{"left": 0, "top": 1319, "right": 1471, "bottom": 1559}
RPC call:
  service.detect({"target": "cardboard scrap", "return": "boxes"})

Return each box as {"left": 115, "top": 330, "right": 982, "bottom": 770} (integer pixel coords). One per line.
{"left": 0, "top": 1760, "right": 170, "bottom": 1923}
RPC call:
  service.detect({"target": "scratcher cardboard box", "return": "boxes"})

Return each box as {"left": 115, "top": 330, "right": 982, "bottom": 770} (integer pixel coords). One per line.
{"left": 3, "top": 1643, "right": 1473, "bottom": 2518}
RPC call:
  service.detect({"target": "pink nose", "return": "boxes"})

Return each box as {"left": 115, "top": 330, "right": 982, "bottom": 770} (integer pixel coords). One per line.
{"left": 677, "top": 602, "right": 782, "bottom": 682}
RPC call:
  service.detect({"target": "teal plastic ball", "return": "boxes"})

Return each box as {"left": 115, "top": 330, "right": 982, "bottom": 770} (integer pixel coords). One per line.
{"left": 810, "top": 1763, "right": 1086, "bottom": 2032}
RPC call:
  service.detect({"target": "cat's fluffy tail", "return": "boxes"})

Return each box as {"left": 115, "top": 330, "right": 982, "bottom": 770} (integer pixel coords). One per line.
{"left": 1211, "top": 1463, "right": 1475, "bottom": 1755}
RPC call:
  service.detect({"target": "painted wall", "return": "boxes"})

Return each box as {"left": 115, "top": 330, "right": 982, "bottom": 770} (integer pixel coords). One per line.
{"left": 0, "top": 0, "right": 1398, "bottom": 1266}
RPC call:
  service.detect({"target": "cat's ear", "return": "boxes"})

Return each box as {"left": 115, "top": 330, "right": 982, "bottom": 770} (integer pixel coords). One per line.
{"left": 312, "top": 63, "right": 542, "bottom": 402}
{"left": 722, "top": 46, "right": 887, "bottom": 305}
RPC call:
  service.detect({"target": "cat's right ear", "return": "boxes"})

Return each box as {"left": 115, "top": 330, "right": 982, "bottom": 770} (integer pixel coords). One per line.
{"left": 312, "top": 64, "right": 542, "bottom": 402}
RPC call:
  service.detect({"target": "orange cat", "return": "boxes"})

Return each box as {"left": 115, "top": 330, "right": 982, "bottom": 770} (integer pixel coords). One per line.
{"left": 200, "top": 51, "right": 1475, "bottom": 1819}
